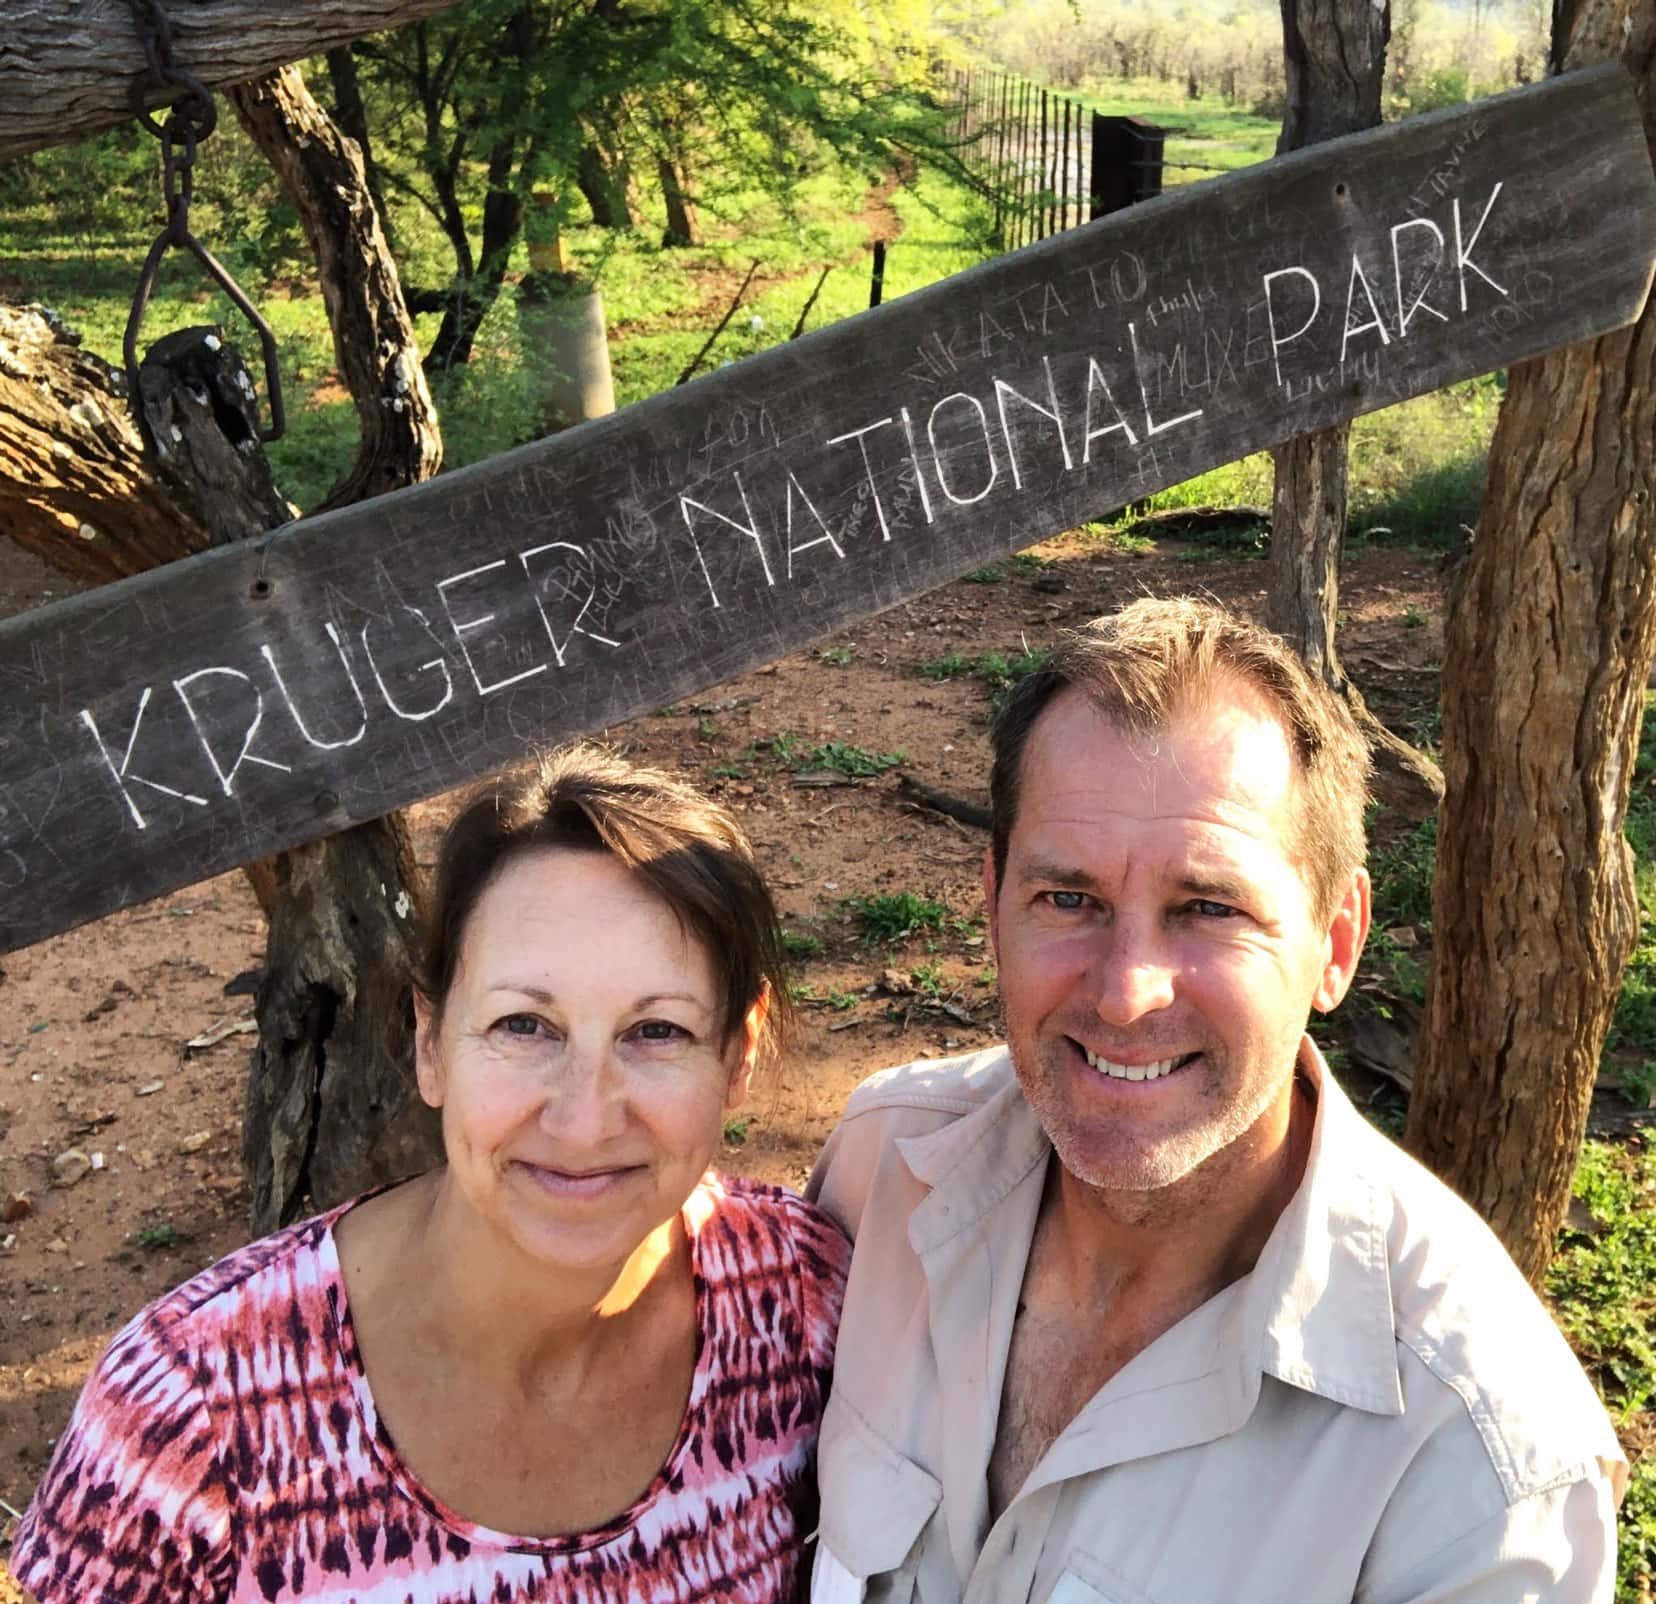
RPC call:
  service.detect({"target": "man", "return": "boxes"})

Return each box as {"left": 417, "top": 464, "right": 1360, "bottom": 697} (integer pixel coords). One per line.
{"left": 807, "top": 597, "right": 1625, "bottom": 1604}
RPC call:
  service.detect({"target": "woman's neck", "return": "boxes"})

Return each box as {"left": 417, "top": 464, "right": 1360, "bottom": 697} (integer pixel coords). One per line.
{"left": 362, "top": 1170, "right": 693, "bottom": 1393}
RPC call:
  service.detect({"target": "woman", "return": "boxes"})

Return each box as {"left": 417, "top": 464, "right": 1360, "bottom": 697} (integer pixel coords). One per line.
{"left": 11, "top": 747, "right": 848, "bottom": 1602}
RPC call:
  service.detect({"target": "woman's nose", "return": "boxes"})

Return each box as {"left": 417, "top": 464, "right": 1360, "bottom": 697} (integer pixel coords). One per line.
{"left": 541, "top": 1044, "right": 628, "bottom": 1144}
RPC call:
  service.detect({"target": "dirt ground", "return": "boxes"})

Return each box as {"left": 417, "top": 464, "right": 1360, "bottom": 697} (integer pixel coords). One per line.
{"left": 0, "top": 520, "right": 1456, "bottom": 1542}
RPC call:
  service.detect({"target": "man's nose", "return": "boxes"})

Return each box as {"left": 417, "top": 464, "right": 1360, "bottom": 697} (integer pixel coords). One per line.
{"left": 1090, "top": 925, "right": 1177, "bottom": 1027}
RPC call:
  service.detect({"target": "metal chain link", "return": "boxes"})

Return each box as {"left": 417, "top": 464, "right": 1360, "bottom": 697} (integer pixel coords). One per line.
{"left": 123, "top": 0, "right": 285, "bottom": 448}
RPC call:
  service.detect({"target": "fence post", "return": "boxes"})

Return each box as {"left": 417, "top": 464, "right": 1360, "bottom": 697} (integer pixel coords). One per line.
{"left": 1089, "top": 113, "right": 1166, "bottom": 218}
{"left": 1040, "top": 89, "right": 1051, "bottom": 238}
{"left": 994, "top": 73, "right": 1010, "bottom": 246}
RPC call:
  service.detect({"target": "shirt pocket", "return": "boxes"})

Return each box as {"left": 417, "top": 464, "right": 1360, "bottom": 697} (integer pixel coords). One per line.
{"left": 1044, "top": 1552, "right": 1163, "bottom": 1604}
{"left": 813, "top": 1392, "right": 942, "bottom": 1604}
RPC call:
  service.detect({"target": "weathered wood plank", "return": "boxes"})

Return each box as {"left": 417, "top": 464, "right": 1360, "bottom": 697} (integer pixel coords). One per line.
{"left": 2, "top": 66, "right": 1653, "bottom": 953}
{"left": 0, "top": 0, "right": 460, "bottom": 158}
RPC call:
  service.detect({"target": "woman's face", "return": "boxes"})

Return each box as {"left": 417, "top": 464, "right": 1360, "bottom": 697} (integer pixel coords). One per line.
{"left": 415, "top": 847, "right": 757, "bottom": 1277}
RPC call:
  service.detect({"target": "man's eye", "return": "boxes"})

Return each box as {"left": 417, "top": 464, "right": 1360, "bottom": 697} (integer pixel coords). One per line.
{"left": 1048, "top": 890, "right": 1088, "bottom": 911}
{"left": 1189, "top": 899, "right": 1237, "bottom": 919}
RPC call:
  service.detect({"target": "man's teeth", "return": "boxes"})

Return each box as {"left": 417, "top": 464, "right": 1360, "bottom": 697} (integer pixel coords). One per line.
{"left": 1082, "top": 1047, "right": 1182, "bottom": 1081}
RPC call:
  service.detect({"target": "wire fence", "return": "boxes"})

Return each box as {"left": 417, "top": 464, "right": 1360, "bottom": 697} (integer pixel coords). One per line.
{"left": 945, "top": 65, "right": 1233, "bottom": 248}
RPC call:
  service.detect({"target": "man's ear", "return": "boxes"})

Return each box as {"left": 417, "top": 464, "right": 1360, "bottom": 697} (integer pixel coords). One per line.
{"left": 413, "top": 989, "right": 446, "bottom": 1109}
{"left": 982, "top": 845, "right": 1002, "bottom": 963}
{"left": 1313, "top": 868, "right": 1371, "bottom": 1013}
{"left": 726, "top": 986, "right": 768, "bottom": 1111}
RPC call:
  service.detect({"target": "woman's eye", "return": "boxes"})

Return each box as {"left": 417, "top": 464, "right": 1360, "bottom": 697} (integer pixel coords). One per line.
{"left": 634, "top": 1020, "right": 686, "bottom": 1042}
{"left": 500, "top": 1014, "right": 542, "bottom": 1037}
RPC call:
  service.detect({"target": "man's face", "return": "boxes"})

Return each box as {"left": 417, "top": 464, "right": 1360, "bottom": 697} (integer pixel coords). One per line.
{"left": 986, "top": 683, "right": 1368, "bottom": 1195}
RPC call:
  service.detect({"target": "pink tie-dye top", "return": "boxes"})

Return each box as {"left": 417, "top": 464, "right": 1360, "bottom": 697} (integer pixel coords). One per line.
{"left": 11, "top": 1173, "right": 849, "bottom": 1603}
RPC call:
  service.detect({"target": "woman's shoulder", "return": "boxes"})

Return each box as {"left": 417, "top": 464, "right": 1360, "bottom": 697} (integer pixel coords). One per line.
{"left": 123, "top": 1199, "right": 351, "bottom": 1354}
{"left": 691, "top": 1173, "right": 850, "bottom": 1344}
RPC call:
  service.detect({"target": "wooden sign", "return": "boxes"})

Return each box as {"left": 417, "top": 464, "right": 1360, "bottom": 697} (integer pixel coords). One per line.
{"left": 2, "top": 65, "right": 1653, "bottom": 953}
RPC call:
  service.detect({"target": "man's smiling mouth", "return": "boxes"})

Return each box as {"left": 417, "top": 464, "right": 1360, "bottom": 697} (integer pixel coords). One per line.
{"left": 1079, "top": 1046, "right": 1201, "bottom": 1082}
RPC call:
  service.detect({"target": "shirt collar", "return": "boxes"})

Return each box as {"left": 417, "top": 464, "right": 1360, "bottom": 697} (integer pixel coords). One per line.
{"left": 1240, "top": 1037, "right": 1405, "bottom": 1416}
{"left": 892, "top": 1038, "right": 1406, "bottom": 1417}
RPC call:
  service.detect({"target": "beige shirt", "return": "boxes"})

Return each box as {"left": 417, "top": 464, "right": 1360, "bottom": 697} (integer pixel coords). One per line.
{"left": 806, "top": 1042, "right": 1627, "bottom": 1604}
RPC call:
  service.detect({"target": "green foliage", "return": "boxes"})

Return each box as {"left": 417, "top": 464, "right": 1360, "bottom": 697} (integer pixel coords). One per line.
{"left": 1610, "top": 700, "right": 1656, "bottom": 1057}
{"left": 1171, "top": 517, "right": 1270, "bottom": 562}
{"left": 1369, "top": 814, "right": 1438, "bottom": 933}
{"left": 918, "top": 649, "right": 1049, "bottom": 699}
{"left": 850, "top": 892, "right": 950, "bottom": 944}
{"left": 1549, "top": 1141, "right": 1656, "bottom": 1593}
{"left": 773, "top": 738, "right": 905, "bottom": 777}
{"left": 782, "top": 930, "right": 824, "bottom": 959}
{"left": 910, "top": 962, "right": 946, "bottom": 998}
{"left": 135, "top": 1223, "right": 181, "bottom": 1252}
{"left": 818, "top": 644, "right": 856, "bottom": 666}
{"left": 824, "top": 987, "right": 859, "bottom": 1011}
{"left": 722, "top": 1113, "right": 753, "bottom": 1145}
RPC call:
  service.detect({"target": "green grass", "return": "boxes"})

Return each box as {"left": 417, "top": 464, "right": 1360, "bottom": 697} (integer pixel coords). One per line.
{"left": 1550, "top": 1141, "right": 1656, "bottom": 1593}
{"left": 918, "top": 648, "right": 1049, "bottom": 699}
{"left": 769, "top": 736, "right": 905, "bottom": 778}
{"left": 782, "top": 930, "right": 824, "bottom": 960}
{"left": 5, "top": 136, "right": 996, "bottom": 513}
{"left": 1078, "top": 78, "right": 1281, "bottom": 184}
{"left": 849, "top": 891, "right": 950, "bottom": 944}
{"left": 1609, "top": 699, "right": 1656, "bottom": 1065}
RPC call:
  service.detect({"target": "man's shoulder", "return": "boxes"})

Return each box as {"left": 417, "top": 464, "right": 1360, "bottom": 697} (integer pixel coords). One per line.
{"left": 839, "top": 1043, "right": 1018, "bottom": 1127}
{"left": 1339, "top": 1109, "right": 1623, "bottom": 1501}
{"left": 807, "top": 1046, "right": 1019, "bottom": 1235}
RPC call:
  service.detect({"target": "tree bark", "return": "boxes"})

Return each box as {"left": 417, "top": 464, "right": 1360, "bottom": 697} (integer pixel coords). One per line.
{"left": 0, "top": 303, "right": 215, "bottom": 583}
{"left": 659, "top": 155, "right": 701, "bottom": 248}
{"left": 577, "top": 140, "right": 637, "bottom": 230}
{"left": 228, "top": 66, "right": 442, "bottom": 509}
{"left": 0, "top": 302, "right": 297, "bottom": 576}
{"left": 1267, "top": 0, "right": 1442, "bottom": 821}
{"left": 224, "top": 64, "right": 445, "bottom": 1230}
{"left": 1405, "top": 0, "right": 1656, "bottom": 1287}
{"left": 324, "top": 45, "right": 394, "bottom": 246}
{"left": 0, "top": 0, "right": 462, "bottom": 159}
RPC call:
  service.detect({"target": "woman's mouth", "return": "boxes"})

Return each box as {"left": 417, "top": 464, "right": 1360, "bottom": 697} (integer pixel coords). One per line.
{"left": 514, "top": 1161, "right": 641, "bottom": 1199}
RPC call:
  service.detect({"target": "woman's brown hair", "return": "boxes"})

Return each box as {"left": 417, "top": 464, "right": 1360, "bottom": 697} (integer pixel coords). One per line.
{"left": 418, "top": 746, "right": 791, "bottom": 1059}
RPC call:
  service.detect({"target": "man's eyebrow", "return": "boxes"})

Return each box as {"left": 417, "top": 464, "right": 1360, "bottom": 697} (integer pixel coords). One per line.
{"left": 1014, "top": 858, "right": 1099, "bottom": 890}
{"left": 1176, "top": 873, "right": 1252, "bottom": 904}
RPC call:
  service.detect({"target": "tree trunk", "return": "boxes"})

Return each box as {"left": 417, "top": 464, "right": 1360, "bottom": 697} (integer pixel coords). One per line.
{"left": 324, "top": 45, "right": 394, "bottom": 246}
{"left": 1267, "top": 0, "right": 1442, "bottom": 822}
{"left": 228, "top": 65, "right": 442, "bottom": 509}
{"left": 577, "top": 140, "right": 636, "bottom": 230}
{"left": 0, "top": 303, "right": 215, "bottom": 583}
{"left": 0, "top": 0, "right": 463, "bottom": 159}
{"left": 423, "top": 132, "right": 528, "bottom": 373}
{"left": 225, "top": 64, "right": 446, "bottom": 1230}
{"left": 1405, "top": 0, "right": 1656, "bottom": 1288}
{"left": 659, "top": 155, "right": 701, "bottom": 248}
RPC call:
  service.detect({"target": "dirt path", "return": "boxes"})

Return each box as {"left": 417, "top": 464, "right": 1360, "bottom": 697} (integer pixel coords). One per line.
{"left": 0, "top": 521, "right": 1455, "bottom": 1537}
